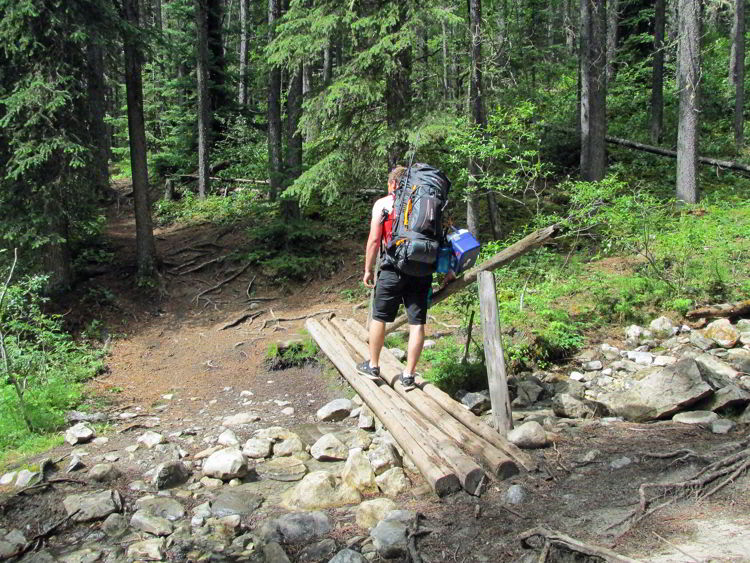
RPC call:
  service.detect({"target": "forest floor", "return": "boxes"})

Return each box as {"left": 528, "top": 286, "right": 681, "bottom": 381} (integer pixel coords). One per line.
{"left": 3, "top": 184, "right": 750, "bottom": 562}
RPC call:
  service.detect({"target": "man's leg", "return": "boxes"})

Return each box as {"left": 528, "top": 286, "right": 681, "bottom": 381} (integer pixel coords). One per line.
{"left": 369, "top": 319, "right": 386, "bottom": 368}
{"left": 405, "top": 323, "right": 425, "bottom": 375}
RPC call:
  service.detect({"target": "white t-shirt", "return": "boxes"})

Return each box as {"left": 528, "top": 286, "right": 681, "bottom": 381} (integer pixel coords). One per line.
{"left": 371, "top": 193, "right": 394, "bottom": 221}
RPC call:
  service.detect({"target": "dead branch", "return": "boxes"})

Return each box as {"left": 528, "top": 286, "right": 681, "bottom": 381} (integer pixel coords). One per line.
{"left": 193, "top": 262, "right": 252, "bottom": 303}
{"left": 246, "top": 275, "right": 257, "bottom": 299}
{"left": 217, "top": 309, "right": 266, "bottom": 331}
{"left": 519, "top": 527, "right": 639, "bottom": 563}
{"left": 407, "top": 513, "right": 427, "bottom": 563}
{"left": 259, "top": 309, "right": 333, "bottom": 331}
{"left": 685, "top": 299, "right": 750, "bottom": 320}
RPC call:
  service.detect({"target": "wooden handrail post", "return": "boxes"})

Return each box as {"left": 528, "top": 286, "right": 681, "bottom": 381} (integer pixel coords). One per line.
{"left": 478, "top": 271, "right": 513, "bottom": 435}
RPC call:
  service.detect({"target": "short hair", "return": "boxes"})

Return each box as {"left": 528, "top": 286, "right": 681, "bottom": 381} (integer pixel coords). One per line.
{"left": 388, "top": 166, "right": 407, "bottom": 188}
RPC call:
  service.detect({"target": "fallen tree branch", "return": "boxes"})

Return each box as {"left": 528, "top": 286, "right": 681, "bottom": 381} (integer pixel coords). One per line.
{"left": 519, "top": 527, "right": 639, "bottom": 563}
{"left": 8, "top": 509, "right": 80, "bottom": 558}
{"left": 218, "top": 309, "right": 266, "bottom": 331}
{"left": 193, "top": 263, "right": 252, "bottom": 303}
{"left": 259, "top": 310, "right": 333, "bottom": 331}
{"left": 685, "top": 299, "right": 750, "bottom": 320}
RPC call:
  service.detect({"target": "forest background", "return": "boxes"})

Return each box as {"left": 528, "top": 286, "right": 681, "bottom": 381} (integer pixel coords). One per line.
{"left": 1, "top": 0, "right": 749, "bottom": 460}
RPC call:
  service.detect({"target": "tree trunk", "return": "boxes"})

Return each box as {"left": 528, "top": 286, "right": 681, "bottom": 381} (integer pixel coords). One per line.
{"left": 196, "top": 0, "right": 211, "bottom": 199}
{"left": 385, "top": 6, "right": 411, "bottom": 168}
{"left": 268, "top": 0, "right": 283, "bottom": 200}
{"left": 323, "top": 43, "right": 332, "bottom": 85}
{"left": 302, "top": 62, "right": 312, "bottom": 96}
{"left": 283, "top": 64, "right": 303, "bottom": 220}
{"left": 731, "top": 0, "right": 745, "bottom": 149}
{"left": 152, "top": 0, "right": 162, "bottom": 31}
{"left": 42, "top": 201, "right": 73, "bottom": 293}
{"left": 123, "top": 0, "right": 157, "bottom": 278}
{"left": 580, "top": 0, "right": 607, "bottom": 182}
{"left": 467, "top": 0, "right": 486, "bottom": 238}
{"left": 442, "top": 20, "right": 450, "bottom": 100}
{"left": 676, "top": 0, "right": 700, "bottom": 205}
{"left": 606, "top": 0, "right": 618, "bottom": 83}
{"left": 238, "top": 0, "right": 249, "bottom": 105}
{"left": 86, "top": 42, "right": 110, "bottom": 197}
{"left": 649, "top": 0, "right": 666, "bottom": 144}
{"left": 207, "top": 0, "right": 226, "bottom": 137}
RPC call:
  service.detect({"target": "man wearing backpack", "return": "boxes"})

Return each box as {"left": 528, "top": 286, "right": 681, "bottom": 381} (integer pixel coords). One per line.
{"left": 358, "top": 164, "right": 451, "bottom": 390}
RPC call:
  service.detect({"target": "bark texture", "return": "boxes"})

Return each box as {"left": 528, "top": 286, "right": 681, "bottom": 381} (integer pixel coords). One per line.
{"left": 238, "top": 0, "right": 249, "bottom": 105}
{"left": 580, "top": 0, "right": 607, "bottom": 181}
{"left": 86, "top": 42, "right": 110, "bottom": 197}
{"left": 731, "top": 0, "right": 745, "bottom": 149}
{"left": 196, "top": 0, "right": 211, "bottom": 198}
{"left": 676, "top": 0, "right": 700, "bottom": 204}
{"left": 267, "top": 0, "right": 283, "bottom": 200}
{"left": 649, "top": 0, "right": 666, "bottom": 144}
{"left": 385, "top": 5, "right": 411, "bottom": 169}
{"left": 467, "top": 0, "right": 485, "bottom": 237}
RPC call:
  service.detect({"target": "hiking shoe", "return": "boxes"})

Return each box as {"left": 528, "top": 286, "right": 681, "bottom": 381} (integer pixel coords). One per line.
{"left": 356, "top": 360, "right": 380, "bottom": 380}
{"left": 400, "top": 372, "right": 416, "bottom": 391}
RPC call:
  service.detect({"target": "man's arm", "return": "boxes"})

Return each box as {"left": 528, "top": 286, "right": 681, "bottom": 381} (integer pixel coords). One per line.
{"left": 363, "top": 202, "right": 383, "bottom": 288}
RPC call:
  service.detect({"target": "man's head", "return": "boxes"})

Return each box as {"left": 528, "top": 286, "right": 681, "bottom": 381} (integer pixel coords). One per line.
{"left": 387, "top": 166, "right": 406, "bottom": 193}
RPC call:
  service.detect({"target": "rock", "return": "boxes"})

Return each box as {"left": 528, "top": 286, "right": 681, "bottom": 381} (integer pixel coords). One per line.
{"left": 64, "top": 422, "right": 95, "bottom": 445}
{"left": 242, "top": 437, "right": 273, "bottom": 459}
{"left": 130, "top": 510, "right": 173, "bottom": 536}
{"left": 552, "top": 393, "right": 602, "bottom": 419}
{"left": 282, "top": 407, "right": 295, "bottom": 416}
{"left": 358, "top": 406, "right": 375, "bottom": 430}
{"left": 316, "top": 399, "right": 353, "bottom": 422}
{"left": 14, "top": 469, "right": 41, "bottom": 488}
{"left": 600, "top": 343, "right": 621, "bottom": 360}
{"left": 704, "top": 319, "right": 740, "bottom": 348}
{"left": 263, "top": 542, "right": 291, "bottom": 563}
{"left": 376, "top": 468, "right": 410, "bottom": 497}
{"left": 342, "top": 448, "right": 378, "bottom": 494}
{"left": 711, "top": 419, "right": 736, "bottom": 434}
{"left": 281, "top": 471, "right": 361, "bottom": 510}
{"left": 672, "top": 411, "right": 720, "bottom": 425}
{"left": 625, "top": 325, "right": 646, "bottom": 346}
{"left": 195, "top": 445, "right": 222, "bottom": 460}
{"left": 330, "top": 549, "right": 367, "bottom": 563}
{"left": 725, "top": 348, "right": 750, "bottom": 374}
{"left": 627, "top": 351, "right": 654, "bottom": 365}
{"left": 254, "top": 426, "right": 297, "bottom": 441}
{"left": 256, "top": 457, "right": 307, "bottom": 482}
{"left": 276, "top": 511, "right": 331, "bottom": 543}
{"left": 356, "top": 498, "right": 398, "bottom": 529}
{"left": 513, "top": 380, "right": 544, "bottom": 407}
{"left": 101, "top": 513, "right": 128, "bottom": 537}
{"left": 694, "top": 353, "right": 740, "bottom": 383}
{"left": 611, "top": 359, "right": 641, "bottom": 373}
{"left": 461, "top": 392, "right": 491, "bottom": 415}
{"left": 126, "top": 538, "right": 164, "bottom": 561}
{"left": 423, "top": 339, "right": 437, "bottom": 349}
{"left": 389, "top": 348, "right": 406, "bottom": 362}
{"left": 223, "top": 412, "right": 260, "bottom": 426}
{"left": 200, "top": 476, "right": 223, "bottom": 488}
{"left": 368, "top": 443, "right": 401, "bottom": 475}
{"left": 152, "top": 461, "right": 191, "bottom": 489}
{"left": 202, "top": 448, "right": 247, "bottom": 480}
{"left": 370, "top": 519, "right": 408, "bottom": 559}
{"left": 298, "top": 538, "right": 337, "bottom": 562}
{"left": 654, "top": 355, "right": 677, "bottom": 366}
{"left": 273, "top": 434, "right": 305, "bottom": 457}
{"left": 137, "top": 431, "right": 165, "bottom": 449}
{"left": 211, "top": 486, "right": 264, "bottom": 517}
{"left": 0, "top": 472, "right": 17, "bottom": 486}
{"left": 505, "top": 484, "right": 526, "bottom": 504}
{"left": 569, "top": 371, "right": 586, "bottom": 381}
{"left": 507, "top": 421, "right": 548, "bottom": 449}
{"left": 311, "top": 433, "right": 349, "bottom": 461}
{"left": 350, "top": 429, "right": 373, "bottom": 450}
{"left": 582, "top": 360, "right": 603, "bottom": 371}
{"left": 217, "top": 429, "right": 240, "bottom": 446}
{"left": 609, "top": 456, "right": 632, "bottom": 469}
{"left": 690, "top": 331, "right": 715, "bottom": 351}
{"left": 599, "top": 359, "right": 713, "bottom": 421}
{"left": 134, "top": 495, "right": 185, "bottom": 520}
{"left": 88, "top": 463, "right": 121, "bottom": 483}
{"left": 650, "top": 316, "right": 677, "bottom": 339}
{"left": 696, "top": 385, "right": 750, "bottom": 412}
{"left": 63, "top": 489, "right": 122, "bottom": 522}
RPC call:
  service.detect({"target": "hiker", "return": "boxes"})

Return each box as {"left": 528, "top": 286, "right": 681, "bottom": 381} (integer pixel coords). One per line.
{"left": 357, "top": 165, "right": 432, "bottom": 390}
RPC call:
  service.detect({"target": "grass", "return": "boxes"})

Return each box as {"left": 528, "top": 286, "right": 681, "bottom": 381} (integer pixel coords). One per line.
{"left": 0, "top": 434, "right": 64, "bottom": 472}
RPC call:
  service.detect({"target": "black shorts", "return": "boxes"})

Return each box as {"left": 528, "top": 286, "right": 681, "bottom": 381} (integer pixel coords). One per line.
{"left": 372, "top": 266, "right": 432, "bottom": 325}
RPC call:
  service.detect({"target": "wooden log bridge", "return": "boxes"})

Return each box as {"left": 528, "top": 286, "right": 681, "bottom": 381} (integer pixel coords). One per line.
{"left": 306, "top": 316, "right": 536, "bottom": 497}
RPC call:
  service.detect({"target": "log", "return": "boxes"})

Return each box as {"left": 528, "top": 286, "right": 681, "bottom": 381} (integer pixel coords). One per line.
{"left": 331, "top": 318, "right": 519, "bottom": 479}
{"left": 345, "top": 318, "right": 536, "bottom": 471}
{"left": 306, "top": 318, "right": 460, "bottom": 496}
{"left": 379, "top": 383, "right": 485, "bottom": 494}
{"left": 384, "top": 224, "right": 560, "bottom": 334}
{"left": 171, "top": 174, "right": 270, "bottom": 184}
{"left": 685, "top": 299, "right": 750, "bottom": 320}
{"left": 478, "top": 271, "right": 513, "bottom": 435}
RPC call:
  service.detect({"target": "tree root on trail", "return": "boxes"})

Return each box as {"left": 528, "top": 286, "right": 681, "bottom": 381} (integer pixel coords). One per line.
{"left": 519, "top": 527, "right": 639, "bottom": 562}
{"left": 218, "top": 309, "right": 266, "bottom": 330}
{"left": 259, "top": 310, "right": 333, "bottom": 331}
{"left": 192, "top": 262, "right": 252, "bottom": 303}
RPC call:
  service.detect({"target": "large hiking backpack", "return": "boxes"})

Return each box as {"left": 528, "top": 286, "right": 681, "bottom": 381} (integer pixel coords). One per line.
{"left": 384, "top": 163, "right": 451, "bottom": 277}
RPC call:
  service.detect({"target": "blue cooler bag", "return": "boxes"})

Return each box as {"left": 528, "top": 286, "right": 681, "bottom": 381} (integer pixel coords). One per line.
{"left": 447, "top": 228, "right": 481, "bottom": 274}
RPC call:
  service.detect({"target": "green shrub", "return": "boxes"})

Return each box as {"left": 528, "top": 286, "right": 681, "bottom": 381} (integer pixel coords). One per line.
{"left": 265, "top": 338, "right": 319, "bottom": 370}
{"left": 422, "top": 339, "right": 486, "bottom": 396}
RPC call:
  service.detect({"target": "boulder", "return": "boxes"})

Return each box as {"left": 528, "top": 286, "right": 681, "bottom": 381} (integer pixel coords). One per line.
{"left": 64, "top": 423, "right": 95, "bottom": 446}
{"left": 275, "top": 511, "right": 331, "bottom": 543}
{"left": 152, "top": 461, "right": 191, "bottom": 489}
{"left": 376, "top": 468, "right": 410, "bottom": 497}
{"left": 202, "top": 448, "right": 247, "bottom": 480}
{"left": 356, "top": 498, "right": 397, "bottom": 529}
{"left": 134, "top": 495, "right": 185, "bottom": 520}
{"left": 582, "top": 360, "right": 603, "bottom": 371}
{"left": 256, "top": 457, "right": 307, "bottom": 482}
{"left": 690, "top": 331, "right": 715, "bottom": 351}
{"left": 461, "top": 392, "right": 491, "bottom": 415}
{"left": 342, "top": 448, "right": 378, "bottom": 494}
{"left": 696, "top": 385, "right": 750, "bottom": 412}
{"left": 15, "top": 469, "right": 41, "bottom": 488}
{"left": 130, "top": 510, "right": 173, "bottom": 536}
{"left": 137, "top": 431, "right": 165, "bottom": 449}
{"left": 222, "top": 412, "right": 261, "bottom": 426}
{"left": 298, "top": 539, "right": 337, "bottom": 562}
{"left": 358, "top": 406, "right": 375, "bottom": 430}
{"left": 88, "top": 463, "right": 121, "bottom": 483}
{"left": 507, "top": 421, "right": 548, "bottom": 449}
{"left": 505, "top": 484, "right": 527, "bottom": 505}
{"left": 599, "top": 359, "right": 713, "bottom": 422}
{"left": 316, "top": 399, "right": 353, "bottom": 422}
{"left": 242, "top": 437, "right": 273, "bottom": 459}
{"left": 273, "top": 434, "right": 305, "bottom": 457}
{"left": 126, "top": 538, "right": 164, "bottom": 561}
{"left": 368, "top": 443, "right": 401, "bottom": 475}
{"left": 512, "top": 380, "right": 544, "bottom": 407}
{"left": 650, "top": 316, "right": 677, "bottom": 339}
{"left": 263, "top": 542, "right": 291, "bottom": 563}
{"left": 672, "top": 411, "right": 720, "bottom": 425}
{"left": 310, "top": 433, "right": 348, "bottom": 461}
{"left": 330, "top": 548, "right": 367, "bottom": 563}
{"left": 627, "top": 351, "right": 654, "bottom": 365}
{"left": 211, "top": 486, "right": 264, "bottom": 517}
{"left": 281, "top": 471, "right": 361, "bottom": 510}
{"left": 552, "top": 393, "right": 603, "bottom": 419}
{"left": 0, "top": 472, "right": 16, "bottom": 486}
{"left": 63, "top": 490, "right": 122, "bottom": 522}
{"left": 370, "top": 519, "right": 408, "bottom": 559}
{"left": 711, "top": 419, "right": 736, "bottom": 434}
{"left": 704, "top": 319, "right": 740, "bottom": 348}
{"left": 695, "top": 354, "right": 740, "bottom": 385}
{"left": 217, "top": 429, "right": 240, "bottom": 446}
{"left": 600, "top": 343, "right": 621, "bottom": 360}
{"left": 725, "top": 348, "right": 750, "bottom": 374}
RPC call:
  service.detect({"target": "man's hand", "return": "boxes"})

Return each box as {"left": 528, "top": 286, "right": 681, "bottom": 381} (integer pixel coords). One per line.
{"left": 439, "top": 270, "right": 456, "bottom": 290}
{"left": 363, "top": 270, "right": 375, "bottom": 288}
